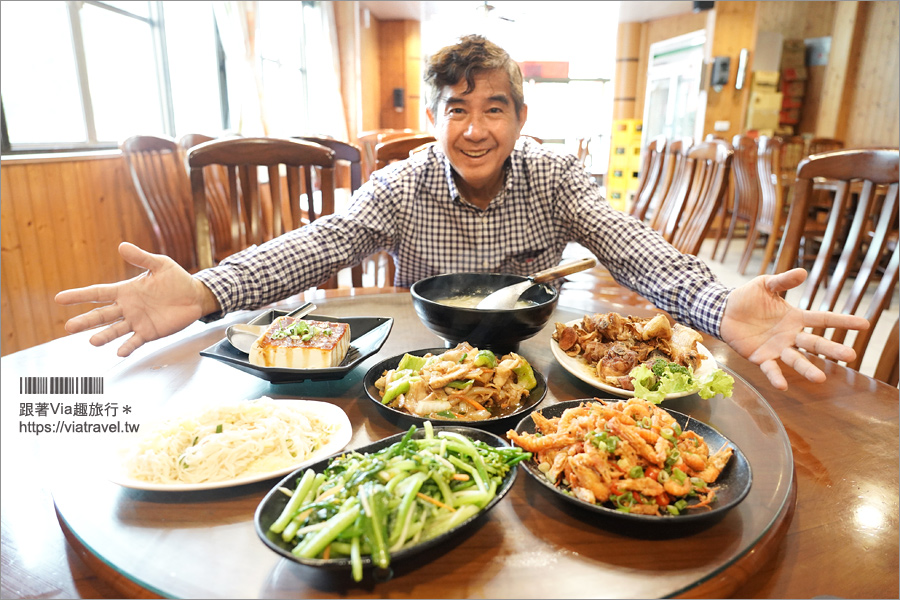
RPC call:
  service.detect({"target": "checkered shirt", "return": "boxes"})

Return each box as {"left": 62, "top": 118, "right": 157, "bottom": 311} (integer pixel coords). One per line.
{"left": 194, "top": 140, "right": 730, "bottom": 337}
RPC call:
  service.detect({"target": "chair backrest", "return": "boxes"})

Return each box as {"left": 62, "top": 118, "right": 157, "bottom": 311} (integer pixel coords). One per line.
{"left": 187, "top": 137, "right": 336, "bottom": 271}
{"left": 521, "top": 134, "right": 543, "bottom": 145}
{"left": 730, "top": 134, "right": 761, "bottom": 223}
{"left": 296, "top": 136, "right": 388, "bottom": 289}
{"left": 756, "top": 136, "right": 784, "bottom": 234}
{"left": 295, "top": 136, "right": 363, "bottom": 195}
{"left": 668, "top": 139, "right": 734, "bottom": 255}
{"left": 630, "top": 135, "right": 667, "bottom": 222}
{"left": 374, "top": 134, "right": 437, "bottom": 171}
{"left": 121, "top": 135, "right": 197, "bottom": 271}
{"left": 357, "top": 129, "right": 416, "bottom": 180}
{"left": 773, "top": 148, "right": 899, "bottom": 371}
{"left": 650, "top": 137, "right": 693, "bottom": 234}
{"left": 178, "top": 133, "right": 236, "bottom": 264}
{"left": 807, "top": 137, "right": 844, "bottom": 156}
{"left": 874, "top": 318, "right": 899, "bottom": 386}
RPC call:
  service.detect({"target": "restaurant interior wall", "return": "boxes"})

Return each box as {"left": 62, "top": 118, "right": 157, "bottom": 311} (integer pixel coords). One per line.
{"left": 2, "top": 0, "right": 899, "bottom": 357}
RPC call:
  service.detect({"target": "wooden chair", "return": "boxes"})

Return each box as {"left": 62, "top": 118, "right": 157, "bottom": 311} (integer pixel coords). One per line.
{"left": 357, "top": 128, "right": 416, "bottom": 180}
{"left": 713, "top": 135, "right": 759, "bottom": 265}
{"left": 739, "top": 136, "right": 788, "bottom": 276}
{"left": 178, "top": 134, "right": 237, "bottom": 264}
{"left": 807, "top": 137, "right": 844, "bottom": 156}
{"left": 520, "top": 134, "right": 543, "bottom": 145}
{"left": 121, "top": 135, "right": 198, "bottom": 272}
{"left": 773, "top": 148, "right": 899, "bottom": 372}
{"left": 874, "top": 318, "right": 899, "bottom": 386}
{"left": 629, "top": 135, "right": 667, "bottom": 222}
{"left": 668, "top": 139, "right": 734, "bottom": 255}
{"left": 294, "top": 136, "right": 366, "bottom": 289}
{"left": 187, "top": 137, "right": 337, "bottom": 273}
{"left": 374, "top": 134, "right": 436, "bottom": 171}
{"left": 649, "top": 137, "right": 693, "bottom": 233}
{"left": 778, "top": 135, "right": 807, "bottom": 201}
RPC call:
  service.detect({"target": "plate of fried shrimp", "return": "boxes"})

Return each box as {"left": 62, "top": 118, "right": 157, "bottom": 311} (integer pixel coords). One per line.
{"left": 507, "top": 398, "right": 751, "bottom": 528}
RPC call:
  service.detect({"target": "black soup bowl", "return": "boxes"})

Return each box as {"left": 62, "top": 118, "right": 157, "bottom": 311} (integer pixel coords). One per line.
{"left": 410, "top": 272, "right": 559, "bottom": 353}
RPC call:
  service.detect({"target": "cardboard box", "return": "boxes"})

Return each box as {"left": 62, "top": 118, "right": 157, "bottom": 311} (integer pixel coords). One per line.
{"left": 779, "top": 108, "right": 801, "bottom": 125}
{"left": 749, "top": 91, "right": 784, "bottom": 111}
{"left": 782, "top": 80, "right": 806, "bottom": 96}
{"left": 782, "top": 66, "right": 808, "bottom": 81}
{"left": 782, "top": 39, "right": 807, "bottom": 69}
{"left": 746, "top": 108, "right": 780, "bottom": 131}
{"left": 782, "top": 95, "right": 803, "bottom": 109}
{"left": 751, "top": 71, "right": 780, "bottom": 91}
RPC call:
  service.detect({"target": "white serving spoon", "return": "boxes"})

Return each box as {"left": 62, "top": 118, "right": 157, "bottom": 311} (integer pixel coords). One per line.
{"left": 476, "top": 257, "right": 597, "bottom": 310}
{"left": 225, "top": 302, "right": 317, "bottom": 354}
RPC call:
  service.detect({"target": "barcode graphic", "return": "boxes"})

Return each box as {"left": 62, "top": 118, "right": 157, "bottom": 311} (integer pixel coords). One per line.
{"left": 19, "top": 377, "right": 104, "bottom": 394}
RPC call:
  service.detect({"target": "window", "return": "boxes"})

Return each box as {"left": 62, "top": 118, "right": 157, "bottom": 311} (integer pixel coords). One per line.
{"left": 1, "top": 1, "right": 329, "bottom": 155}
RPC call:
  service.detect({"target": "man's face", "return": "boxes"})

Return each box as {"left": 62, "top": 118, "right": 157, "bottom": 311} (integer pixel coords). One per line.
{"left": 427, "top": 69, "right": 527, "bottom": 206}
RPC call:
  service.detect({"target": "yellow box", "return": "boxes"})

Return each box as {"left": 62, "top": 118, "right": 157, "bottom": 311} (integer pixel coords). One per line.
{"left": 611, "top": 119, "right": 642, "bottom": 139}
{"left": 748, "top": 91, "right": 784, "bottom": 111}
{"left": 750, "top": 71, "right": 780, "bottom": 91}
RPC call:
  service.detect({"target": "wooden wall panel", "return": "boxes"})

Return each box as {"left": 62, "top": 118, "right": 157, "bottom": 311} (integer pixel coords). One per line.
{"left": 1, "top": 155, "right": 155, "bottom": 356}
{"left": 843, "top": 1, "right": 900, "bottom": 147}
{"left": 614, "top": 22, "right": 642, "bottom": 120}
{"left": 378, "top": 20, "right": 421, "bottom": 131}
{"left": 703, "top": 1, "right": 759, "bottom": 141}
{"left": 755, "top": 1, "right": 835, "bottom": 39}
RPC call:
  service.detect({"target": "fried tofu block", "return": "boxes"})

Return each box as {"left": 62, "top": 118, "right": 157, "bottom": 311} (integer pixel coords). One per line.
{"left": 249, "top": 316, "right": 350, "bottom": 369}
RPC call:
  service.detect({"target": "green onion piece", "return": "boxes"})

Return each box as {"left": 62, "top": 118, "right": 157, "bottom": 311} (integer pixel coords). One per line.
{"left": 628, "top": 465, "right": 644, "bottom": 479}
{"left": 473, "top": 350, "right": 497, "bottom": 368}
{"left": 671, "top": 467, "right": 687, "bottom": 483}
{"left": 215, "top": 424, "right": 223, "bottom": 434}
{"left": 446, "top": 379, "right": 474, "bottom": 390}
{"left": 667, "top": 505, "right": 680, "bottom": 516}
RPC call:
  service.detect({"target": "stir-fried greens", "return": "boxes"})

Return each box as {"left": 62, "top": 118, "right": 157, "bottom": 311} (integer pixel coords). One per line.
{"left": 268, "top": 423, "right": 531, "bottom": 581}
{"left": 374, "top": 342, "right": 538, "bottom": 420}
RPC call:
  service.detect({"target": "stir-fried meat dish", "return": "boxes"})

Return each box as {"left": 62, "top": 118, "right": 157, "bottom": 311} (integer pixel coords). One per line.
{"left": 374, "top": 342, "right": 537, "bottom": 421}
{"left": 552, "top": 312, "right": 706, "bottom": 391}
{"left": 507, "top": 398, "right": 732, "bottom": 516}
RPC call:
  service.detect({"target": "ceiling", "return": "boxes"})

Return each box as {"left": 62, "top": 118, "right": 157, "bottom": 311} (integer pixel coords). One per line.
{"left": 360, "top": 1, "right": 697, "bottom": 23}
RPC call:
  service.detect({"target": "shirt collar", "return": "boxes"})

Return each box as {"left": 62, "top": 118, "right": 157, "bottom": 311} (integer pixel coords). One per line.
{"left": 434, "top": 145, "right": 518, "bottom": 212}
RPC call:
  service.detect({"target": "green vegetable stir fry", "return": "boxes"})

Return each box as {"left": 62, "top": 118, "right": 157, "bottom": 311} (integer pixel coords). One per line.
{"left": 268, "top": 422, "right": 531, "bottom": 581}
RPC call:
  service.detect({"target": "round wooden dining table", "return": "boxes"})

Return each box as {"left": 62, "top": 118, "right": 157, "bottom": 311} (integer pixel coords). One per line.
{"left": 1, "top": 287, "right": 897, "bottom": 599}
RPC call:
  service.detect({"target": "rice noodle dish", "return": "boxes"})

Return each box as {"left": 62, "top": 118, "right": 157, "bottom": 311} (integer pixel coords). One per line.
{"left": 122, "top": 397, "right": 341, "bottom": 484}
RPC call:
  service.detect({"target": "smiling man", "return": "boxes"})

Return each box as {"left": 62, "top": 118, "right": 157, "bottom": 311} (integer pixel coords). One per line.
{"left": 56, "top": 34, "right": 868, "bottom": 390}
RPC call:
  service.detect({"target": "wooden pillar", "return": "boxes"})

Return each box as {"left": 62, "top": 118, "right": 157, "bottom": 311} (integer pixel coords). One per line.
{"left": 817, "top": 1, "right": 868, "bottom": 140}
{"left": 614, "top": 22, "right": 642, "bottom": 120}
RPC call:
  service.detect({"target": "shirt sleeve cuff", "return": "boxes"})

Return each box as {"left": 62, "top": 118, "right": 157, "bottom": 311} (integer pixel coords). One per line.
{"left": 691, "top": 280, "right": 731, "bottom": 339}
{"left": 193, "top": 268, "right": 242, "bottom": 323}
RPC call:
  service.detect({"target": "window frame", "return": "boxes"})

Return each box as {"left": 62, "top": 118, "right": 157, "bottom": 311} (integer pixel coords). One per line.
{"left": 0, "top": 0, "right": 227, "bottom": 156}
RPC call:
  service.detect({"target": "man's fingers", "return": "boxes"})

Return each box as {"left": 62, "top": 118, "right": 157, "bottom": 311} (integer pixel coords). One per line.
{"left": 117, "top": 332, "right": 146, "bottom": 358}
{"left": 119, "top": 242, "right": 164, "bottom": 272}
{"left": 765, "top": 268, "right": 808, "bottom": 295}
{"left": 780, "top": 345, "right": 827, "bottom": 384}
{"left": 88, "top": 319, "right": 132, "bottom": 347}
{"left": 64, "top": 304, "right": 124, "bottom": 334}
{"left": 759, "top": 358, "right": 788, "bottom": 391}
{"left": 55, "top": 283, "right": 118, "bottom": 306}
{"left": 801, "top": 310, "right": 870, "bottom": 331}
{"left": 795, "top": 331, "right": 858, "bottom": 363}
